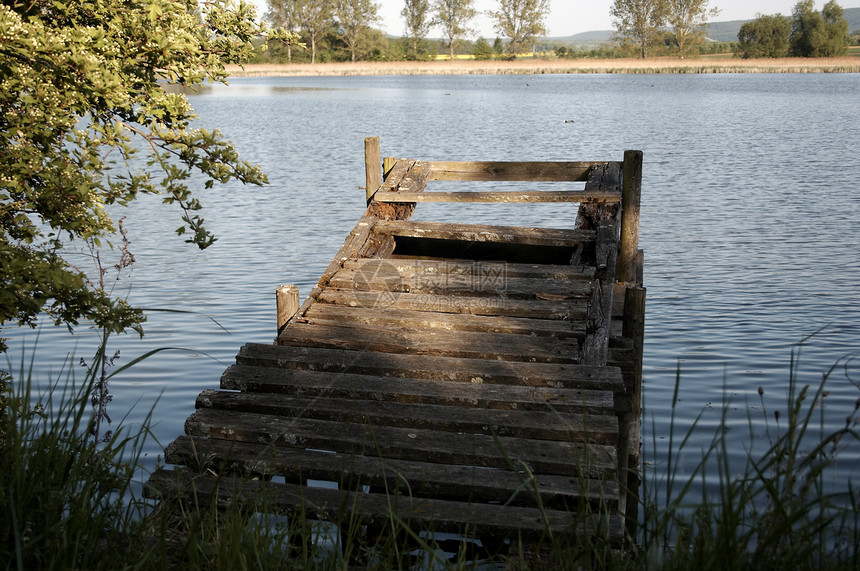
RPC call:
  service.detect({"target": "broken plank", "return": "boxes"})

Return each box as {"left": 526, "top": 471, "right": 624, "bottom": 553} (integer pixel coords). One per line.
{"left": 164, "top": 436, "right": 619, "bottom": 509}
{"left": 368, "top": 160, "right": 432, "bottom": 220}
{"left": 145, "top": 469, "right": 624, "bottom": 541}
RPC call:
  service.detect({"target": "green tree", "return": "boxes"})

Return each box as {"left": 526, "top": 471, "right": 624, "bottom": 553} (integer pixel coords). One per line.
{"left": 611, "top": 0, "right": 669, "bottom": 58}
{"left": 736, "top": 13, "right": 791, "bottom": 58}
{"left": 493, "top": 36, "right": 505, "bottom": 55}
{"left": 275, "top": 0, "right": 332, "bottom": 63}
{"left": 487, "top": 0, "right": 550, "bottom": 58}
{"left": 336, "top": 0, "right": 381, "bottom": 62}
{"left": 472, "top": 37, "right": 494, "bottom": 59}
{"left": 402, "top": 0, "right": 432, "bottom": 58}
{"left": 266, "top": 0, "right": 304, "bottom": 61}
{"left": 821, "top": 0, "right": 849, "bottom": 55}
{"left": 790, "top": 0, "right": 827, "bottom": 56}
{"left": 0, "top": 0, "right": 270, "bottom": 351}
{"left": 666, "top": 0, "right": 719, "bottom": 55}
{"left": 789, "top": 0, "right": 847, "bottom": 57}
{"left": 433, "top": 0, "right": 477, "bottom": 59}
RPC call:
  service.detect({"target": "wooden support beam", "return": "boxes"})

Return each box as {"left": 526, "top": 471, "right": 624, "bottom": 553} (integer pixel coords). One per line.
{"left": 621, "top": 285, "right": 646, "bottom": 453}
{"left": 620, "top": 284, "right": 645, "bottom": 533}
{"left": 618, "top": 150, "right": 643, "bottom": 285}
{"left": 374, "top": 220, "right": 594, "bottom": 248}
{"left": 364, "top": 136, "right": 381, "bottom": 205}
{"left": 276, "top": 284, "right": 300, "bottom": 336}
{"left": 428, "top": 161, "right": 615, "bottom": 181}
{"left": 383, "top": 156, "right": 397, "bottom": 180}
{"left": 581, "top": 224, "right": 619, "bottom": 367}
{"left": 372, "top": 189, "right": 621, "bottom": 203}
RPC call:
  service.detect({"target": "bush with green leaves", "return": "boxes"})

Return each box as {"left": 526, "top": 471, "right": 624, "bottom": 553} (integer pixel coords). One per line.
{"left": 0, "top": 0, "right": 280, "bottom": 352}
{"left": 790, "top": 0, "right": 849, "bottom": 57}
{"left": 737, "top": 14, "right": 792, "bottom": 58}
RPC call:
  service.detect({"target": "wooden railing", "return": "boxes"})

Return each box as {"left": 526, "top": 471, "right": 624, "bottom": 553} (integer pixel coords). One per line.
{"left": 363, "top": 136, "right": 642, "bottom": 287}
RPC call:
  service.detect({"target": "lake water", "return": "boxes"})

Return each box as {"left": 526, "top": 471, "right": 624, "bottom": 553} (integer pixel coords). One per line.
{"left": 5, "top": 73, "right": 860, "bottom": 502}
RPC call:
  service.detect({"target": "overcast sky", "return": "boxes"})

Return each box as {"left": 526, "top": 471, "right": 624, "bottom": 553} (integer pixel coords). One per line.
{"left": 255, "top": 0, "right": 859, "bottom": 38}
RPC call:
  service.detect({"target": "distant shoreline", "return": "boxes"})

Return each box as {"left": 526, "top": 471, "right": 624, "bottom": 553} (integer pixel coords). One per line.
{"left": 226, "top": 57, "right": 860, "bottom": 77}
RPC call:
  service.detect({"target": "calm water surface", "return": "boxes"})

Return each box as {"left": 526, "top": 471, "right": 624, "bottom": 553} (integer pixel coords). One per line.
{"left": 6, "top": 73, "right": 860, "bottom": 498}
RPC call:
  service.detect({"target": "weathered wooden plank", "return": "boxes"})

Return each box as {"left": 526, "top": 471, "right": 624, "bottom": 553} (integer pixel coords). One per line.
{"left": 618, "top": 150, "right": 643, "bottom": 285}
{"left": 278, "top": 322, "right": 579, "bottom": 363}
{"left": 427, "top": 161, "right": 615, "bottom": 182}
{"left": 367, "top": 160, "right": 432, "bottom": 219}
{"left": 164, "top": 436, "right": 620, "bottom": 509}
{"left": 145, "top": 469, "right": 624, "bottom": 541}
{"left": 302, "top": 304, "right": 585, "bottom": 338}
{"left": 581, "top": 224, "right": 619, "bottom": 367}
{"left": 364, "top": 136, "right": 381, "bottom": 204}
{"left": 220, "top": 365, "right": 615, "bottom": 415}
{"left": 374, "top": 220, "right": 594, "bottom": 248}
{"left": 295, "top": 215, "right": 380, "bottom": 318}
{"left": 329, "top": 266, "right": 591, "bottom": 299}
{"left": 184, "top": 408, "right": 618, "bottom": 477}
{"left": 576, "top": 162, "right": 623, "bottom": 231}
{"left": 235, "top": 343, "right": 625, "bottom": 392}
{"left": 276, "top": 284, "right": 299, "bottom": 335}
{"left": 317, "top": 290, "right": 587, "bottom": 320}
{"left": 373, "top": 190, "right": 620, "bottom": 204}
{"left": 194, "top": 389, "right": 617, "bottom": 443}
{"left": 342, "top": 257, "right": 595, "bottom": 280}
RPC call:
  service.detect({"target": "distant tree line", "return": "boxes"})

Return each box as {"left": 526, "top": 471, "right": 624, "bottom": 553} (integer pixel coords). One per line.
{"left": 258, "top": 0, "right": 854, "bottom": 63}
{"left": 610, "top": 0, "right": 720, "bottom": 58}
{"left": 263, "top": 0, "right": 551, "bottom": 62}
{"left": 736, "top": 0, "right": 849, "bottom": 58}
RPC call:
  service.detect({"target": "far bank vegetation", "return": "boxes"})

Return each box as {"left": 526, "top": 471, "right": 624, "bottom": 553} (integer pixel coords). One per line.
{"left": 256, "top": 0, "right": 859, "bottom": 63}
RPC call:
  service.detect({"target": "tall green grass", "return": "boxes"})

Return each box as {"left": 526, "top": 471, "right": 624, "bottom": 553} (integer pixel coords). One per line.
{"left": 3, "top": 335, "right": 858, "bottom": 569}
{"left": 0, "top": 349, "right": 154, "bottom": 570}
{"left": 638, "top": 338, "right": 860, "bottom": 570}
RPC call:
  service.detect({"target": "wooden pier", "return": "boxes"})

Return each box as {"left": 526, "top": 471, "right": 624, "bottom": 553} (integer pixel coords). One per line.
{"left": 146, "top": 139, "right": 645, "bottom": 553}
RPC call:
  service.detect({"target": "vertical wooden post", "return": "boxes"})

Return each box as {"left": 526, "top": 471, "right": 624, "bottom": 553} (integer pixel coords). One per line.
{"left": 581, "top": 224, "right": 618, "bottom": 367}
{"left": 365, "top": 136, "right": 381, "bottom": 204}
{"left": 622, "top": 285, "right": 646, "bottom": 449}
{"left": 621, "top": 284, "right": 646, "bottom": 536}
{"left": 276, "top": 284, "right": 300, "bottom": 337}
{"left": 383, "top": 156, "right": 397, "bottom": 180}
{"left": 618, "top": 150, "right": 643, "bottom": 285}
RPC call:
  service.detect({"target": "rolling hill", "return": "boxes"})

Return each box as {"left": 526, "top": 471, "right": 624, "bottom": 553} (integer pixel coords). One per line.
{"left": 546, "top": 6, "right": 860, "bottom": 45}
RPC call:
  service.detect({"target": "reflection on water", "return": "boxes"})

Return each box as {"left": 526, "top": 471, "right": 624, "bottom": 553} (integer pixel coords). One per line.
{"left": 161, "top": 82, "right": 343, "bottom": 97}
{"left": 5, "top": 73, "right": 860, "bottom": 498}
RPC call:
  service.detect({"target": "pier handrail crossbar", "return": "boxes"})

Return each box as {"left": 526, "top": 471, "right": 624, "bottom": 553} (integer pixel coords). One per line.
{"left": 364, "top": 138, "right": 643, "bottom": 287}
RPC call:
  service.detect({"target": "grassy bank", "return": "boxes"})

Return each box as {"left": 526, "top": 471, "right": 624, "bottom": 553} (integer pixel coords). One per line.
{"left": 226, "top": 56, "right": 860, "bottom": 77}
{"left": 3, "top": 336, "right": 859, "bottom": 569}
